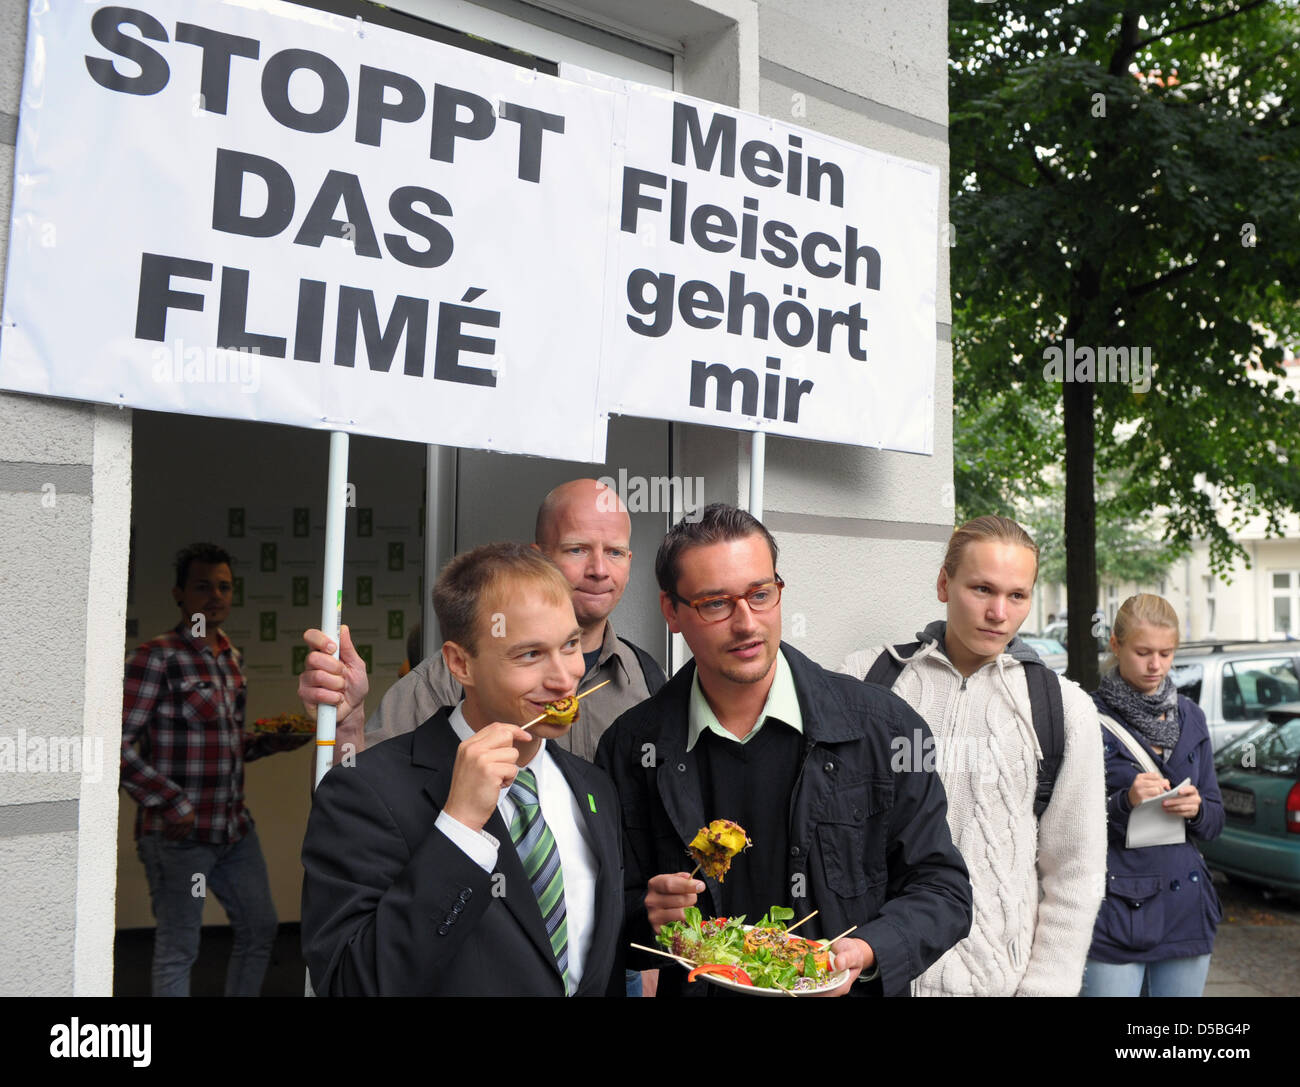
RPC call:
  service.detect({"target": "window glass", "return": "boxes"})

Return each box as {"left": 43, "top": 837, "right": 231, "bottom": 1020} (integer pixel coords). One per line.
{"left": 1222, "top": 659, "right": 1300, "bottom": 721}
{"left": 1170, "top": 663, "right": 1203, "bottom": 704}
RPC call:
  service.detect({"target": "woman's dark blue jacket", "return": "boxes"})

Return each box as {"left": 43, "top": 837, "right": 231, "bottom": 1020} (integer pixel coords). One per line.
{"left": 1088, "top": 692, "right": 1224, "bottom": 964}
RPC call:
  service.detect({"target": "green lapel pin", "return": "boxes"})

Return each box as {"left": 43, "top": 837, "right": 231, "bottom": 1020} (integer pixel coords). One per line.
{"left": 588, "top": 793, "right": 597, "bottom": 813}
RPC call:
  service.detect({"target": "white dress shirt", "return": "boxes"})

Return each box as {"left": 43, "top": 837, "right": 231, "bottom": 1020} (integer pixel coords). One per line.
{"left": 434, "top": 705, "right": 598, "bottom": 988}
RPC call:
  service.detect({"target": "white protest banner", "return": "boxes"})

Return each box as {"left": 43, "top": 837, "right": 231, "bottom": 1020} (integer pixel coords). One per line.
{"left": 594, "top": 81, "right": 939, "bottom": 453}
{"left": 0, "top": 0, "right": 615, "bottom": 462}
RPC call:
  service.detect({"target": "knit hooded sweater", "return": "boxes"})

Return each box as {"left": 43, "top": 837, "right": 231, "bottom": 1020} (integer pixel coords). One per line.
{"left": 842, "top": 622, "right": 1106, "bottom": 997}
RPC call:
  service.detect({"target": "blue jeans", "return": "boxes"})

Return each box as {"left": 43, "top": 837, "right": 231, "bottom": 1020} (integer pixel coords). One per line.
{"left": 1080, "top": 955, "right": 1211, "bottom": 997}
{"left": 137, "top": 829, "right": 278, "bottom": 997}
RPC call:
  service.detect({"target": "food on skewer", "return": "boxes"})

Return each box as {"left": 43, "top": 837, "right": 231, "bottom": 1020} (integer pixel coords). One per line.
{"left": 687, "top": 819, "right": 751, "bottom": 882}
{"left": 522, "top": 679, "right": 611, "bottom": 729}
{"left": 539, "top": 695, "right": 579, "bottom": 726}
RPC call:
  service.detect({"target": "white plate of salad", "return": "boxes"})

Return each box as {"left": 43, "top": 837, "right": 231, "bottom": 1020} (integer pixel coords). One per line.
{"left": 654, "top": 906, "right": 851, "bottom": 996}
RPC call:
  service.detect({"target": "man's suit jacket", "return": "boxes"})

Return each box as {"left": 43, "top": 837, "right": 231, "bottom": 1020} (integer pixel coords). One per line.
{"left": 595, "top": 642, "right": 972, "bottom": 998}
{"left": 302, "top": 709, "right": 624, "bottom": 996}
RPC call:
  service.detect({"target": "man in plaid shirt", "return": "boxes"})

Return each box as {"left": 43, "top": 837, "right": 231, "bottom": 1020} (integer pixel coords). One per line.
{"left": 122, "top": 543, "right": 304, "bottom": 996}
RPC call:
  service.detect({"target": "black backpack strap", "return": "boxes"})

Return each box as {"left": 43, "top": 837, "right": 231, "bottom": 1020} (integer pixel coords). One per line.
{"left": 1023, "top": 660, "right": 1065, "bottom": 818}
{"left": 862, "top": 642, "right": 922, "bottom": 688}
{"left": 620, "top": 636, "right": 667, "bottom": 696}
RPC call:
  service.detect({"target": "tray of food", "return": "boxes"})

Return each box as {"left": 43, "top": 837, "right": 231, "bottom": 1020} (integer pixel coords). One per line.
{"left": 249, "top": 712, "right": 315, "bottom": 735}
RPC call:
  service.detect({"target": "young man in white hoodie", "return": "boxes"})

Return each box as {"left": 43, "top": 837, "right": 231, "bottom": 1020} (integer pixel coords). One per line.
{"left": 842, "top": 516, "right": 1105, "bottom": 997}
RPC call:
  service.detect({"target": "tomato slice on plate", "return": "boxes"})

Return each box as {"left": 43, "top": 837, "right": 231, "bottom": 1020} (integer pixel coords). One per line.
{"left": 687, "top": 964, "right": 753, "bottom": 985}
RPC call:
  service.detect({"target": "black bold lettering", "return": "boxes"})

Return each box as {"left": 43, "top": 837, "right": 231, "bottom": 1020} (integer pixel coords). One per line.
{"left": 262, "top": 48, "right": 349, "bottom": 133}
{"left": 430, "top": 85, "right": 495, "bottom": 163}
{"left": 689, "top": 360, "right": 758, "bottom": 415}
{"left": 433, "top": 300, "right": 499, "bottom": 386}
{"left": 807, "top": 157, "right": 845, "bottom": 208}
{"left": 294, "top": 171, "right": 381, "bottom": 258}
{"left": 212, "top": 149, "right": 295, "bottom": 238}
{"left": 135, "top": 253, "right": 211, "bottom": 341}
{"left": 217, "top": 267, "right": 287, "bottom": 357}
{"left": 294, "top": 279, "right": 327, "bottom": 363}
{"left": 844, "top": 227, "right": 881, "bottom": 290}
{"left": 336, "top": 288, "right": 429, "bottom": 375}
{"left": 801, "top": 231, "right": 841, "bottom": 278}
{"left": 763, "top": 356, "right": 781, "bottom": 419}
{"left": 498, "top": 102, "right": 565, "bottom": 183}
{"left": 761, "top": 220, "right": 798, "bottom": 269}
{"left": 385, "top": 187, "right": 453, "bottom": 269}
{"left": 740, "top": 140, "right": 782, "bottom": 187}
{"left": 625, "top": 269, "right": 674, "bottom": 337}
{"left": 620, "top": 168, "right": 666, "bottom": 233}
{"left": 690, "top": 205, "right": 736, "bottom": 253}
{"left": 85, "top": 6, "right": 169, "bottom": 96}
{"left": 356, "top": 65, "right": 426, "bottom": 147}
{"left": 725, "top": 271, "right": 769, "bottom": 339}
{"left": 784, "top": 377, "right": 814, "bottom": 421}
{"left": 175, "top": 23, "right": 259, "bottom": 114}
{"left": 671, "top": 102, "right": 735, "bottom": 176}
{"left": 679, "top": 280, "right": 724, "bottom": 330}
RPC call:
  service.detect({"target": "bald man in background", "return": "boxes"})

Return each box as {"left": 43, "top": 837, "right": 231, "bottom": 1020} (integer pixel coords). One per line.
{"left": 299, "top": 479, "right": 666, "bottom": 763}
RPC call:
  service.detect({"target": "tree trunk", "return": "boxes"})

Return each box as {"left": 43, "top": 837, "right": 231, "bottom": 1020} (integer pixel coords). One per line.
{"left": 1063, "top": 376, "right": 1099, "bottom": 690}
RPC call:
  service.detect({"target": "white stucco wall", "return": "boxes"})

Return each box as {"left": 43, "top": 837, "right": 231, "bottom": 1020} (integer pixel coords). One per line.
{"left": 0, "top": 0, "right": 132, "bottom": 996}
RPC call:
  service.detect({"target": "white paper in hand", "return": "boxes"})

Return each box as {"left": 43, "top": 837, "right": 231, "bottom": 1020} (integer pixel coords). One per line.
{"left": 1125, "top": 777, "right": 1191, "bottom": 849}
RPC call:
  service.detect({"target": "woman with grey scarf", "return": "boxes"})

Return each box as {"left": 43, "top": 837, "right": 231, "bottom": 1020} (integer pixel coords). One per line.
{"left": 1081, "top": 594, "right": 1225, "bottom": 997}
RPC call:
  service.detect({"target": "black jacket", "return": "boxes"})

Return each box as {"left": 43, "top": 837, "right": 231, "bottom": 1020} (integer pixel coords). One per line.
{"left": 595, "top": 642, "right": 972, "bottom": 996}
{"left": 302, "top": 709, "right": 624, "bottom": 996}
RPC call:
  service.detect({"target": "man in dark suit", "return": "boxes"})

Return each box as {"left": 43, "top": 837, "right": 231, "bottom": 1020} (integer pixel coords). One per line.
{"left": 301, "top": 543, "right": 623, "bottom": 996}
{"left": 597, "top": 504, "right": 972, "bottom": 997}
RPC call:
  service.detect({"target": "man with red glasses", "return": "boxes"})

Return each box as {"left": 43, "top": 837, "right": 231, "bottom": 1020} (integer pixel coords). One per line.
{"left": 596, "top": 504, "right": 971, "bottom": 997}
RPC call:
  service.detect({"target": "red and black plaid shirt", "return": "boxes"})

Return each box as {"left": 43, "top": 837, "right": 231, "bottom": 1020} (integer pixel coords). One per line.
{"left": 121, "top": 622, "right": 274, "bottom": 843}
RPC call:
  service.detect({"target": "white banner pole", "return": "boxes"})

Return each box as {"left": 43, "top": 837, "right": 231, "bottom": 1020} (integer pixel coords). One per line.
{"left": 748, "top": 432, "right": 766, "bottom": 520}
{"left": 313, "top": 430, "right": 350, "bottom": 790}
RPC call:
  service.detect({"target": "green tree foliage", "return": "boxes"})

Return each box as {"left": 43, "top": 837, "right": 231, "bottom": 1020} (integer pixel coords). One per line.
{"left": 951, "top": 1, "right": 1300, "bottom": 686}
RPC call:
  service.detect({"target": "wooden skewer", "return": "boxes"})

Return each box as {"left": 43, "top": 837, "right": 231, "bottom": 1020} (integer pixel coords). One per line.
{"left": 822, "top": 924, "right": 859, "bottom": 946}
{"left": 522, "top": 678, "right": 613, "bottom": 729}
{"left": 785, "top": 909, "right": 819, "bottom": 934}
{"left": 629, "top": 942, "right": 695, "bottom": 968}
{"left": 688, "top": 863, "right": 702, "bottom": 879}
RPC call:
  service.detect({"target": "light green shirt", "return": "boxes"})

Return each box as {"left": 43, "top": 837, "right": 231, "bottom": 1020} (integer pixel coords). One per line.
{"left": 685, "top": 649, "right": 803, "bottom": 751}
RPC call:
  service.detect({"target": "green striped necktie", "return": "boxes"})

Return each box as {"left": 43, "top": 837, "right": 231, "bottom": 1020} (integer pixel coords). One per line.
{"left": 508, "top": 766, "right": 571, "bottom": 995}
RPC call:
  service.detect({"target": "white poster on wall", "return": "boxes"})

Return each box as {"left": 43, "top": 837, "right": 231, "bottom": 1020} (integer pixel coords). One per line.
{"left": 0, "top": 0, "right": 615, "bottom": 461}
{"left": 593, "top": 81, "right": 939, "bottom": 453}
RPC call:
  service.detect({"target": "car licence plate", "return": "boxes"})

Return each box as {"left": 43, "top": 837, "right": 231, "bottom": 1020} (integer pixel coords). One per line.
{"left": 1221, "top": 787, "right": 1255, "bottom": 817}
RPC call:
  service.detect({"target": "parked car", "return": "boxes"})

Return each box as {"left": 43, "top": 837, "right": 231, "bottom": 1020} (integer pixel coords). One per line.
{"left": 1020, "top": 635, "right": 1068, "bottom": 674}
{"left": 1042, "top": 618, "right": 1111, "bottom": 654}
{"left": 1197, "top": 702, "right": 1300, "bottom": 896}
{"left": 1170, "top": 642, "right": 1300, "bottom": 751}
